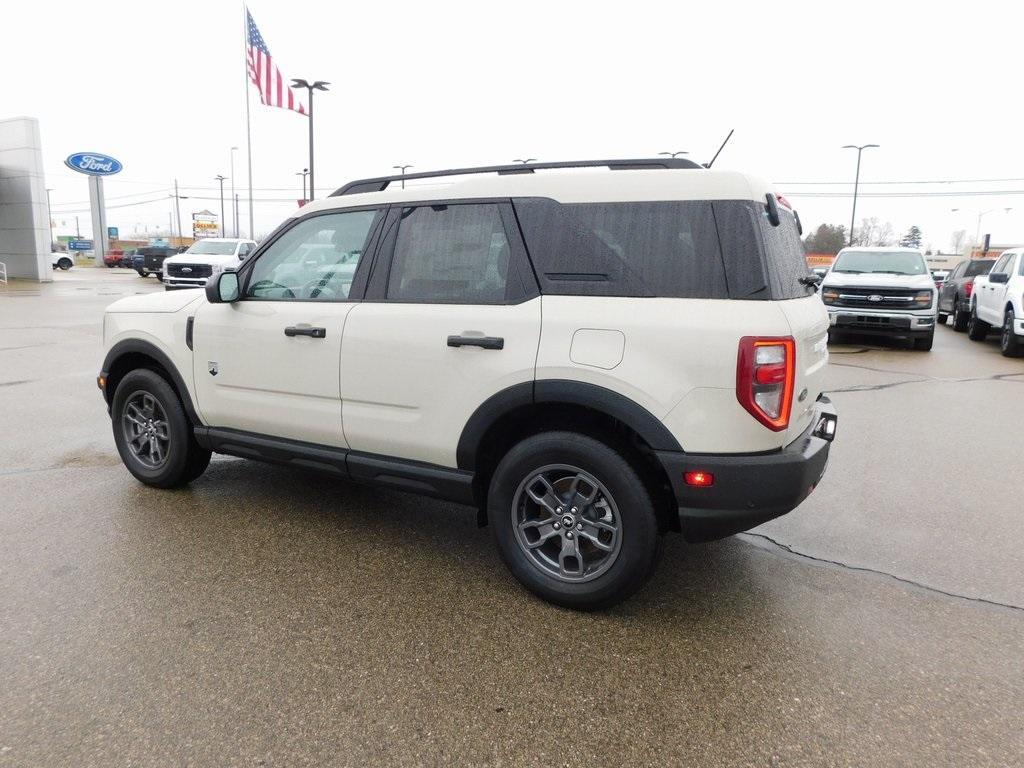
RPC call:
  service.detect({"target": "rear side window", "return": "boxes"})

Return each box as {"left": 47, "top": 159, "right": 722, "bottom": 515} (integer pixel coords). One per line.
{"left": 387, "top": 204, "right": 510, "bottom": 304}
{"left": 756, "top": 207, "right": 814, "bottom": 299}
{"left": 965, "top": 260, "right": 994, "bottom": 277}
{"left": 711, "top": 201, "right": 770, "bottom": 299}
{"left": 513, "top": 199, "right": 728, "bottom": 299}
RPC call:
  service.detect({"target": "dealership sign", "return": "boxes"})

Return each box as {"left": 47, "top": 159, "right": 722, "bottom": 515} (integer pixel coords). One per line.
{"left": 64, "top": 152, "right": 123, "bottom": 176}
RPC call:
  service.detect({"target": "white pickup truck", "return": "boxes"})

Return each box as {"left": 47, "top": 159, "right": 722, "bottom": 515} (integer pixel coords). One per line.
{"left": 969, "top": 248, "right": 1024, "bottom": 356}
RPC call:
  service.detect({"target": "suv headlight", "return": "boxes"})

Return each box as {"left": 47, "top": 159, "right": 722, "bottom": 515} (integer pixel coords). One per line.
{"left": 821, "top": 288, "right": 840, "bottom": 305}
{"left": 913, "top": 290, "right": 933, "bottom": 308}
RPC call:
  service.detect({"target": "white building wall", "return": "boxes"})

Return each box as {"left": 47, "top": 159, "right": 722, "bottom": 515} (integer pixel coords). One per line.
{"left": 0, "top": 117, "right": 50, "bottom": 281}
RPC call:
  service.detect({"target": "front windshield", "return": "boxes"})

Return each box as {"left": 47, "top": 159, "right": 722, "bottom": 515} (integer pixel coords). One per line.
{"left": 186, "top": 240, "right": 237, "bottom": 256}
{"left": 832, "top": 250, "right": 926, "bottom": 275}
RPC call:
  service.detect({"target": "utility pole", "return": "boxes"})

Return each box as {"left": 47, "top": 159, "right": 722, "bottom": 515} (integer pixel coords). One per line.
{"left": 215, "top": 175, "right": 228, "bottom": 236}
{"left": 230, "top": 147, "right": 238, "bottom": 237}
{"left": 234, "top": 194, "right": 240, "bottom": 238}
{"left": 173, "top": 179, "right": 184, "bottom": 243}
{"left": 296, "top": 168, "right": 309, "bottom": 201}
{"left": 842, "top": 144, "right": 879, "bottom": 246}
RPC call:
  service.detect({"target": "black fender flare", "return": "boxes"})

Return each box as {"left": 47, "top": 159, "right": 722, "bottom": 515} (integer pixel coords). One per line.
{"left": 456, "top": 379, "right": 682, "bottom": 471}
{"left": 101, "top": 338, "right": 201, "bottom": 425}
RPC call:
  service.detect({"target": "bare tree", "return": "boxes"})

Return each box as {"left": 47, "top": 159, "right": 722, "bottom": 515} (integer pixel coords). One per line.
{"left": 950, "top": 229, "right": 967, "bottom": 255}
{"left": 852, "top": 217, "right": 896, "bottom": 247}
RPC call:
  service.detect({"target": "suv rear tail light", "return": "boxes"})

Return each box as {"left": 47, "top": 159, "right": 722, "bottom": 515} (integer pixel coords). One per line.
{"left": 736, "top": 336, "right": 795, "bottom": 431}
{"left": 964, "top": 279, "right": 974, "bottom": 298}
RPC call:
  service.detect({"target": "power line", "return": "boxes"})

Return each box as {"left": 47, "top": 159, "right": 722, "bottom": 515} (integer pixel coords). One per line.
{"left": 787, "top": 189, "right": 1024, "bottom": 199}
{"left": 778, "top": 177, "right": 1024, "bottom": 186}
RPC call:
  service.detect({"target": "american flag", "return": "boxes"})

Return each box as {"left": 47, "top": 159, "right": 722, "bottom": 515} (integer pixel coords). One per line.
{"left": 246, "top": 9, "right": 306, "bottom": 115}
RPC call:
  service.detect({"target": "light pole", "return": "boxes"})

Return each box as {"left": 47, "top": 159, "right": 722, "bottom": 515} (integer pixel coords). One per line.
{"left": 951, "top": 207, "right": 1013, "bottom": 254}
{"left": 513, "top": 158, "right": 536, "bottom": 165}
{"left": 842, "top": 144, "right": 879, "bottom": 246}
{"left": 296, "top": 168, "right": 309, "bottom": 201}
{"left": 169, "top": 181, "right": 188, "bottom": 242}
{"left": 290, "top": 79, "right": 330, "bottom": 200}
{"left": 658, "top": 151, "right": 688, "bottom": 159}
{"left": 214, "top": 175, "right": 228, "bottom": 237}
{"left": 230, "top": 147, "right": 238, "bottom": 237}
{"left": 392, "top": 164, "right": 413, "bottom": 189}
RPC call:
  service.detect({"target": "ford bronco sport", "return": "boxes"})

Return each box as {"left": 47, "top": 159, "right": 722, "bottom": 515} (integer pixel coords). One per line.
{"left": 99, "top": 158, "right": 837, "bottom": 609}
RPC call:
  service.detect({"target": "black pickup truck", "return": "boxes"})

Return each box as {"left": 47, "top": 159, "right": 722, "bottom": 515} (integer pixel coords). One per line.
{"left": 132, "top": 246, "right": 185, "bottom": 280}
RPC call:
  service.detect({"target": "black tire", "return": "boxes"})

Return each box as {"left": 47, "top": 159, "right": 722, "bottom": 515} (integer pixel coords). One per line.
{"left": 58, "top": 258, "right": 72, "bottom": 271}
{"left": 952, "top": 300, "right": 969, "bottom": 332}
{"left": 154, "top": 272, "right": 164, "bottom": 282}
{"left": 136, "top": 270, "right": 147, "bottom": 278}
{"left": 111, "top": 369, "right": 210, "bottom": 488}
{"left": 487, "top": 431, "right": 660, "bottom": 610}
{"left": 106, "top": 262, "right": 116, "bottom": 268}
{"left": 937, "top": 312, "right": 948, "bottom": 325}
{"left": 913, "top": 332, "right": 934, "bottom": 351}
{"left": 1000, "top": 308, "right": 1023, "bottom": 357}
{"left": 967, "top": 305, "right": 989, "bottom": 341}
{"left": 827, "top": 329, "right": 842, "bottom": 345}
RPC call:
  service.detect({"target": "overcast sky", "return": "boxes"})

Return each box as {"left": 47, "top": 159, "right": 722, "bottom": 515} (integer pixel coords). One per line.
{"left": 6, "top": 0, "right": 1022, "bottom": 249}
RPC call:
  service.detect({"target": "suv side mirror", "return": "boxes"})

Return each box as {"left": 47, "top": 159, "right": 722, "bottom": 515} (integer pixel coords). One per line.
{"left": 206, "top": 271, "right": 240, "bottom": 303}
{"left": 989, "top": 272, "right": 1010, "bottom": 284}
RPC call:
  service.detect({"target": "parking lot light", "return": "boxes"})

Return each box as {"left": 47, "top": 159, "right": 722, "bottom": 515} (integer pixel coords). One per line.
{"left": 290, "top": 79, "right": 330, "bottom": 200}
{"left": 842, "top": 144, "right": 879, "bottom": 246}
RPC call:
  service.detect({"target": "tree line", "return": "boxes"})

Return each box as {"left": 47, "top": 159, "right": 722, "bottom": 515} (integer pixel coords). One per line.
{"left": 803, "top": 220, "right": 925, "bottom": 254}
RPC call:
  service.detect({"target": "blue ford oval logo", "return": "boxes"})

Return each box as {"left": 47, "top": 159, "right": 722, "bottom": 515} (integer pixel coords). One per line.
{"left": 64, "top": 152, "right": 123, "bottom": 176}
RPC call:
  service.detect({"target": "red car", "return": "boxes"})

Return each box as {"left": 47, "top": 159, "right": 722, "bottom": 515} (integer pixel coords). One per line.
{"left": 103, "top": 249, "right": 125, "bottom": 268}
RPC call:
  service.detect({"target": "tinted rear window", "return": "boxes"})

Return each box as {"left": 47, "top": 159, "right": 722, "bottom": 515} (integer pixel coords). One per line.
{"left": 964, "top": 260, "right": 995, "bottom": 277}
{"left": 757, "top": 206, "right": 814, "bottom": 299}
{"left": 513, "top": 199, "right": 728, "bottom": 299}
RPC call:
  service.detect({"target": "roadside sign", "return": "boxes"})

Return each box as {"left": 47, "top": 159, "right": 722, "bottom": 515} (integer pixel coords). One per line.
{"left": 64, "top": 152, "right": 123, "bottom": 176}
{"left": 108, "top": 226, "right": 119, "bottom": 240}
{"left": 68, "top": 239, "right": 94, "bottom": 251}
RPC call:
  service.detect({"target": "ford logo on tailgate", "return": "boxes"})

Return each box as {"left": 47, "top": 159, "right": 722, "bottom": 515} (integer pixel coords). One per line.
{"left": 64, "top": 152, "right": 123, "bottom": 176}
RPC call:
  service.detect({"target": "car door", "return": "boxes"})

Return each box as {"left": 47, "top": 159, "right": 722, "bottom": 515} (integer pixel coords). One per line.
{"left": 191, "top": 207, "right": 383, "bottom": 447}
{"left": 940, "top": 262, "right": 963, "bottom": 312}
{"left": 978, "top": 253, "right": 1013, "bottom": 325}
{"left": 340, "top": 200, "right": 541, "bottom": 468}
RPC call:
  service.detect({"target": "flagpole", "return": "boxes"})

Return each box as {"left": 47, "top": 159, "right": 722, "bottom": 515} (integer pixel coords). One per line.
{"left": 243, "top": 4, "right": 255, "bottom": 239}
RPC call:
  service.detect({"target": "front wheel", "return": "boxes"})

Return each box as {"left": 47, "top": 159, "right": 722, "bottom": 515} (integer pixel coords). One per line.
{"left": 488, "top": 431, "right": 660, "bottom": 610}
{"left": 1001, "top": 308, "right": 1023, "bottom": 357}
{"left": 967, "top": 306, "right": 990, "bottom": 341}
{"left": 136, "top": 270, "right": 147, "bottom": 278}
{"left": 58, "top": 258, "right": 72, "bottom": 270}
{"left": 937, "top": 312, "right": 948, "bottom": 325}
{"left": 154, "top": 272, "right": 164, "bottom": 282}
{"left": 913, "top": 332, "right": 934, "bottom": 351}
{"left": 111, "top": 369, "right": 211, "bottom": 488}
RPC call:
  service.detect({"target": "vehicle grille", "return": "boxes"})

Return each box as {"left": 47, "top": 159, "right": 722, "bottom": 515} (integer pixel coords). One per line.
{"left": 830, "top": 287, "right": 919, "bottom": 309}
{"left": 166, "top": 263, "right": 213, "bottom": 278}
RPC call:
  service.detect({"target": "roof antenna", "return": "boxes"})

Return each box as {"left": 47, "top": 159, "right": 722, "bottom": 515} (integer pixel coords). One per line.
{"left": 705, "top": 129, "right": 734, "bottom": 168}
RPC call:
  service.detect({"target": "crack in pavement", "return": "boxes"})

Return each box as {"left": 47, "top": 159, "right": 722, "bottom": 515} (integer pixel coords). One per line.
{"left": 828, "top": 361, "right": 1024, "bottom": 392}
{"left": 740, "top": 532, "right": 1023, "bottom": 614}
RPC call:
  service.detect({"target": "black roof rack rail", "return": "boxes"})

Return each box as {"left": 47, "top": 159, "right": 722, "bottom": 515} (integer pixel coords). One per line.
{"left": 331, "top": 157, "right": 703, "bottom": 197}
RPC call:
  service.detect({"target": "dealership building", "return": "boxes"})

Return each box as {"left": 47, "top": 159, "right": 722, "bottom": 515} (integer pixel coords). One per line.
{"left": 0, "top": 116, "right": 51, "bottom": 281}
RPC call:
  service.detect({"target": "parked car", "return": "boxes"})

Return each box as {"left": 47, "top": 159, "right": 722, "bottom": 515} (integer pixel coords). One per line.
{"left": 133, "top": 246, "right": 183, "bottom": 280}
{"left": 931, "top": 270, "right": 948, "bottom": 290}
{"left": 937, "top": 258, "right": 995, "bottom": 331}
{"left": 162, "top": 238, "right": 258, "bottom": 290}
{"left": 119, "top": 249, "right": 138, "bottom": 268}
{"left": 821, "top": 247, "right": 937, "bottom": 350}
{"left": 51, "top": 252, "right": 73, "bottom": 271}
{"left": 103, "top": 249, "right": 125, "bottom": 268}
{"left": 98, "top": 158, "right": 837, "bottom": 609}
{"left": 811, "top": 265, "right": 830, "bottom": 279}
{"left": 968, "top": 248, "right": 1024, "bottom": 356}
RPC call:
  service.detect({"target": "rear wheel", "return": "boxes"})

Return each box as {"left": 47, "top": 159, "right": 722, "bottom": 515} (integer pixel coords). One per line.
{"left": 1000, "top": 308, "right": 1023, "bottom": 357}
{"left": 967, "top": 305, "right": 989, "bottom": 341}
{"left": 952, "top": 299, "right": 969, "bottom": 332}
{"left": 111, "top": 369, "right": 211, "bottom": 488}
{"left": 57, "top": 258, "right": 72, "bottom": 270}
{"left": 136, "top": 269, "right": 147, "bottom": 278}
{"left": 488, "top": 431, "right": 660, "bottom": 610}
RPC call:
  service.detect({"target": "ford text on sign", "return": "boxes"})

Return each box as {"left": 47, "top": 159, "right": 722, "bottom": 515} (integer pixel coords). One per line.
{"left": 64, "top": 153, "right": 123, "bottom": 176}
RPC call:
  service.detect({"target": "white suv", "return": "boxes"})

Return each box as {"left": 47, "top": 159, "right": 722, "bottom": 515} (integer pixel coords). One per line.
{"left": 98, "top": 159, "right": 838, "bottom": 609}
{"left": 162, "top": 237, "right": 257, "bottom": 290}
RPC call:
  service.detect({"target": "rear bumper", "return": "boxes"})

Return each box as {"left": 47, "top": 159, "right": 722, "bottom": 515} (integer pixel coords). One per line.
{"left": 656, "top": 395, "right": 837, "bottom": 543}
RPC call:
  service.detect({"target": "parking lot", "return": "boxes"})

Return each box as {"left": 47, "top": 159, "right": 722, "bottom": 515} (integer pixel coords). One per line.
{"left": 1, "top": 268, "right": 1022, "bottom": 766}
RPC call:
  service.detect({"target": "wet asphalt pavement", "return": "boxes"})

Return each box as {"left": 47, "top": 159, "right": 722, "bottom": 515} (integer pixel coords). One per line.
{"left": 1, "top": 269, "right": 1022, "bottom": 767}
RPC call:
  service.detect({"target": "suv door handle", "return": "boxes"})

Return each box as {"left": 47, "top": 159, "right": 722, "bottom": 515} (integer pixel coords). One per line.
{"left": 447, "top": 334, "right": 504, "bottom": 350}
{"left": 284, "top": 326, "right": 327, "bottom": 338}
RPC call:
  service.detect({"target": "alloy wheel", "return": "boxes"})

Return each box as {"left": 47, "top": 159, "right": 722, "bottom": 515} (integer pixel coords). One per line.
{"left": 511, "top": 464, "right": 623, "bottom": 583}
{"left": 121, "top": 391, "right": 171, "bottom": 469}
